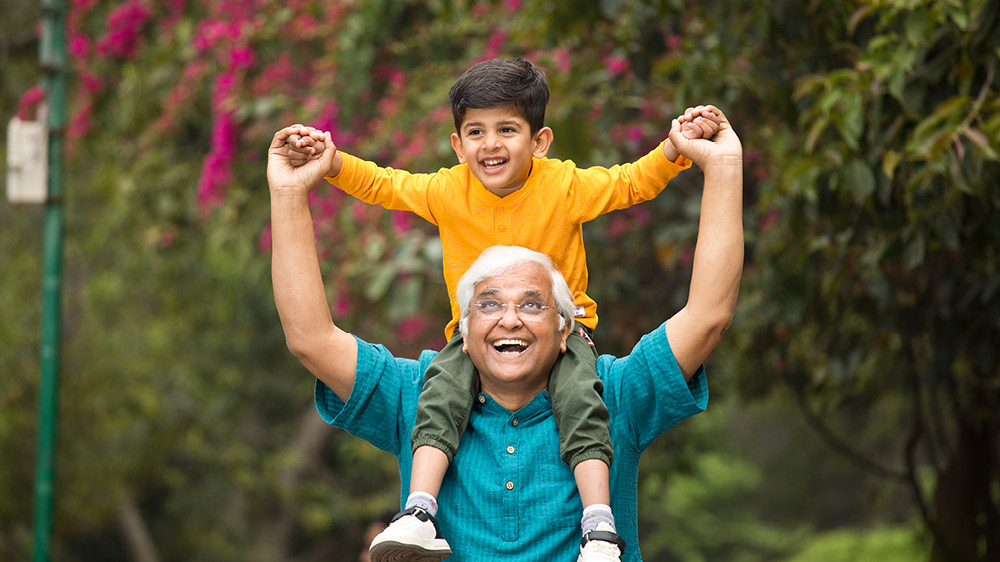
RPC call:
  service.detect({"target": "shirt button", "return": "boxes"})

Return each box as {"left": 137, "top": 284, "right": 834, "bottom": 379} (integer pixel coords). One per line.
{"left": 505, "top": 481, "right": 514, "bottom": 490}
{"left": 506, "top": 446, "right": 515, "bottom": 454}
{"left": 496, "top": 206, "right": 504, "bottom": 212}
{"left": 478, "top": 395, "right": 486, "bottom": 404}
{"left": 498, "top": 226, "right": 507, "bottom": 233}
{"left": 511, "top": 418, "right": 518, "bottom": 426}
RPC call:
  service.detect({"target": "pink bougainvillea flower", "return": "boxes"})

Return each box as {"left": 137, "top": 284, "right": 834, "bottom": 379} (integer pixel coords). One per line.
{"left": 16, "top": 85, "right": 45, "bottom": 120}
{"left": 603, "top": 54, "right": 629, "bottom": 77}
{"left": 626, "top": 124, "right": 644, "bottom": 144}
{"left": 197, "top": 93, "right": 238, "bottom": 212}
{"left": 333, "top": 286, "right": 353, "bottom": 317}
{"left": 392, "top": 211, "right": 412, "bottom": 234}
{"left": 397, "top": 315, "right": 431, "bottom": 343}
{"left": 258, "top": 223, "right": 273, "bottom": 253}
{"left": 230, "top": 45, "right": 256, "bottom": 69}
{"left": 481, "top": 30, "right": 507, "bottom": 61}
{"left": 69, "top": 31, "right": 91, "bottom": 59}
{"left": 95, "top": 0, "right": 151, "bottom": 59}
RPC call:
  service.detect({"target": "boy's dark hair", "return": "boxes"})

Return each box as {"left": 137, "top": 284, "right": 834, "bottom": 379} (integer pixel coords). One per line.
{"left": 449, "top": 57, "right": 550, "bottom": 134}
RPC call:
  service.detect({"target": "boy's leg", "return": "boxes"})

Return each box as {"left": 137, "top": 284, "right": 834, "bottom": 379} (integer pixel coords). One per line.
{"left": 549, "top": 324, "right": 625, "bottom": 561}
{"left": 370, "top": 333, "right": 475, "bottom": 562}
{"left": 410, "top": 331, "right": 478, "bottom": 463}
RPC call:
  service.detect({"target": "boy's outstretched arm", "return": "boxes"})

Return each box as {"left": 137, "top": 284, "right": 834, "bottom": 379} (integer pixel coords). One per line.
{"left": 268, "top": 126, "right": 356, "bottom": 401}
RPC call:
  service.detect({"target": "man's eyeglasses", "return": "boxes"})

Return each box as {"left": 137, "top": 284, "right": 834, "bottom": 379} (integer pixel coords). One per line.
{"left": 471, "top": 299, "right": 555, "bottom": 319}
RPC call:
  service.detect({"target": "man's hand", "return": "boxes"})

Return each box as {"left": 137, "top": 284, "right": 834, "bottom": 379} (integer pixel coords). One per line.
{"left": 286, "top": 125, "right": 330, "bottom": 167}
{"left": 668, "top": 107, "right": 742, "bottom": 170}
{"left": 267, "top": 125, "right": 338, "bottom": 194}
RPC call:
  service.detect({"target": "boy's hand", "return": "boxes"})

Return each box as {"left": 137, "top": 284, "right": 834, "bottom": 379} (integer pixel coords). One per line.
{"left": 668, "top": 107, "right": 742, "bottom": 170}
{"left": 268, "top": 126, "right": 337, "bottom": 194}
{"left": 678, "top": 105, "right": 722, "bottom": 140}
{"left": 286, "top": 125, "right": 330, "bottom": 167}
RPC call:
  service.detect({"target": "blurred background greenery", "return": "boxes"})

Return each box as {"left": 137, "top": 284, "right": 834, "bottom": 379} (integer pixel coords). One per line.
{"left": 1, "top": 1, "right": 997, "bottom": 561}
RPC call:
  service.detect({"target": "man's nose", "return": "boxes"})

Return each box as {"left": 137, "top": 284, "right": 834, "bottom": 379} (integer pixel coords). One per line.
{"left": 497, "top": 302, "right": 523, "bottom": 327}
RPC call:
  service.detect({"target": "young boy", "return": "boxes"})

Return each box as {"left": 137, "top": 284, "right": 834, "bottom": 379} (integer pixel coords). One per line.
{"left": 285, "top": 57, "right": 720, "bottom": 562}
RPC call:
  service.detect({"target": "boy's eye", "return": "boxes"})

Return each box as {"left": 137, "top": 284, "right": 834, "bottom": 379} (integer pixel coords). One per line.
{"left": 467, "top": 128, "right": 483, "bottom": 136}
{"left": 500, "top": 126, "right": 515, "bottom": 133}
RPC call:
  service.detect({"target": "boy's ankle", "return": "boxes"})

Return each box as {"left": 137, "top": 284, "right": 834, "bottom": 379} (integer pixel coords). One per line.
{"left": 405, "top": 491, "right": 439, "bottom": 516}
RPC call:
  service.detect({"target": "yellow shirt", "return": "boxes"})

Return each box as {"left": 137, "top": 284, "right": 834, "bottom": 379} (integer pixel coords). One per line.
{"left": 325, "top": 142, "right": 690, "bottom": 338}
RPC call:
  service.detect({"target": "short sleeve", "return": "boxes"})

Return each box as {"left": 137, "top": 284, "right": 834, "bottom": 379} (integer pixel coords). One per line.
{"left": 313, "top": 336, "right": 426, "bottom": 455}
{"left": 600, "top": 322, "right": 709, "bottom": 452}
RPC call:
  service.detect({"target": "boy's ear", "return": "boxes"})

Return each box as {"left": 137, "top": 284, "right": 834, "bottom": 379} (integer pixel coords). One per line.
{"left": 532, "top": 127, "right": 554, "bottom": 158}
{"left": 451, "top": 132, "right": 466, "bottom": 163}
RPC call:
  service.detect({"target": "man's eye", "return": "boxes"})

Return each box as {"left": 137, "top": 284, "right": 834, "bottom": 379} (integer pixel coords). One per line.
{"left": 521, "top": 301, "right": 544, "bottom": 310}
{"left": 479, "top": 300, "right": 502, "bottom": 310}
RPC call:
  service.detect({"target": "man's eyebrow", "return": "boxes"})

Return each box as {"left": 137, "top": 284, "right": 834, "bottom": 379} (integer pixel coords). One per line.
{"left": 476, "top": 288, "right": 499, "bottom": 298}
{"left": 520, "top": 290, "right": 544, "bottom": 299}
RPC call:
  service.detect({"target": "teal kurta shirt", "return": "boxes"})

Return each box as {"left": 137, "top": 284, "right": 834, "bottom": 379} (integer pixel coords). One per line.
{"left": 314, "top": 321, "right": 709, "bottom": 562}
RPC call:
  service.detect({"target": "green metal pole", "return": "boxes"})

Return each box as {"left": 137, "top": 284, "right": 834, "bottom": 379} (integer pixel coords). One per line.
{"left": 33, "top": 1, "right": 67, "bottom": 561}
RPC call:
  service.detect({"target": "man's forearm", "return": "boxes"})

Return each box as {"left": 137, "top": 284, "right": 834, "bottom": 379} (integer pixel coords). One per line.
{"left": 688, "top": 157, "right": 744, "bottom": 334}
{"left": 270, "top": 190, "right": 335, "bottom": 353}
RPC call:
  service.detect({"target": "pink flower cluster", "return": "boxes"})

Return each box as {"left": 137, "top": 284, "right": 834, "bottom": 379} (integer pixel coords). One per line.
{"left": 197, "top": 72, "right": 239, "bottom": 212}
{"left": 16, "top": 85, "right": 45, "bottom": 121}
{"left": 96, "top": 0, "right": 151, "bottom": 59}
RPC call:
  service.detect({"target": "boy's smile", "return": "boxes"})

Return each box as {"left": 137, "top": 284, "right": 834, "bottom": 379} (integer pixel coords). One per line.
{"left": 451, "top": 106, "right": 553, "bottom": 198}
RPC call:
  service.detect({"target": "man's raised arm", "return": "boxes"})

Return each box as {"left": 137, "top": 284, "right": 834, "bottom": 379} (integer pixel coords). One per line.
{"left": 663, "top": 110, "right": 744, "bottom": 380}
{"left": 268, "top": 126, "right": 358, "bottom": 401}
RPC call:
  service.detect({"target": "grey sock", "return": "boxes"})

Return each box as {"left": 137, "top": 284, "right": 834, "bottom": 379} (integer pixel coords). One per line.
{"left": 581, "top": 503, "right": 615, "bottom": 534}
{"left": 404, "top": 491, "right": 438, "bottom": 517}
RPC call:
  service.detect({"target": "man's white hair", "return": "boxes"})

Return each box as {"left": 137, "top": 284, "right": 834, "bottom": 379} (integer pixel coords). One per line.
{"left": 457, "top": 246, "right": 576, "bottom": 336}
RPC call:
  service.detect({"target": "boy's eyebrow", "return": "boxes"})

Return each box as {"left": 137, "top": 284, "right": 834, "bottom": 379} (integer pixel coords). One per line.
{"left": 462, "top": 119, "right": 522, "bottom": 132}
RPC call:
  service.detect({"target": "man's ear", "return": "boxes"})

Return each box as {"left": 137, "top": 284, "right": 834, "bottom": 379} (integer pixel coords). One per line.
{"left": 451, "top": 132, "right": 466, "bottom": 163}
{"left": 559, "top": 320, "right": 572, "bottom": 353}
{"left": 532, "top": 127, "right": 554, "bottom": 158}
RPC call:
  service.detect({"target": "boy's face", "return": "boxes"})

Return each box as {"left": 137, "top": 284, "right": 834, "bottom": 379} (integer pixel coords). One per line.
{"left": 451, "top": 106, "right": 553, "bottom": 198}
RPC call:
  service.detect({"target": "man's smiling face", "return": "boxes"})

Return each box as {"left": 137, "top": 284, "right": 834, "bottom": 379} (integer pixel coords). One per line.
{"left": 462, "top": 263, "right": 571, "bottom": 405}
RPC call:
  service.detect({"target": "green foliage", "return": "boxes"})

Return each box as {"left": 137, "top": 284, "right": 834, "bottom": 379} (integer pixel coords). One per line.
{"left": 2, "top": 0, "right": 997, "bottom": 561}
{"left": 779, "top": 526, "right": 928, "bottom": 562}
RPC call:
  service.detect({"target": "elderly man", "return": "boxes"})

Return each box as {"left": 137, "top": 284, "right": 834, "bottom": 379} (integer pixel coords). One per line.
{"left": 267, "top": 111, "right": 743, "bottom": 562}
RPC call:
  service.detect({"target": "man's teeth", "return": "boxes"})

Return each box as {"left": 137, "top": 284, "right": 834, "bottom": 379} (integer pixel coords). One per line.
{"left": 493, "top": 339, "right": 528, "bottom": 353}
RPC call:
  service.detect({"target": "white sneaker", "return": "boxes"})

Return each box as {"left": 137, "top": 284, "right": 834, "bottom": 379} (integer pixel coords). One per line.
{"left": 369, "top": 507, "right": 452, "bottom": 562}
{"left": 577, "top": 522, "right": 625, "bottom": 562}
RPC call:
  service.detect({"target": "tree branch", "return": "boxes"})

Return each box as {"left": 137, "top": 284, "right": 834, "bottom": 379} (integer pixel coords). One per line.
{"left": 783, "top": 370, "right": 907, "bottom": 480}
{"left": 118, "top": 498, "right": 161, "bottom": 562}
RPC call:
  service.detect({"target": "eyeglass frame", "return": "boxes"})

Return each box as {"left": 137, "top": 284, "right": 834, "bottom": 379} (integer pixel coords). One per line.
{"left": 470, "top": 298, "right": 557, "bottom": 319}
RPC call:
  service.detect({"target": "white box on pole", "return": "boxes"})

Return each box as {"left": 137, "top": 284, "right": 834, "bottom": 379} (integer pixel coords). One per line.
{"left": 6, "top": 108, "right": 49, "bottom": 204}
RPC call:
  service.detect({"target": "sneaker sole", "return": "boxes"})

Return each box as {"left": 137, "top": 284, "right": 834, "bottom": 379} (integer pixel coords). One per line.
{"left": 370, "top": 540, "right": 452, "bottom": 562}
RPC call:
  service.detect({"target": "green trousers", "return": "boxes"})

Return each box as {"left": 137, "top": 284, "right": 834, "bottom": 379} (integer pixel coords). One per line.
{"left": 411, "top": 322, "right": 612, "bottom": 469}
